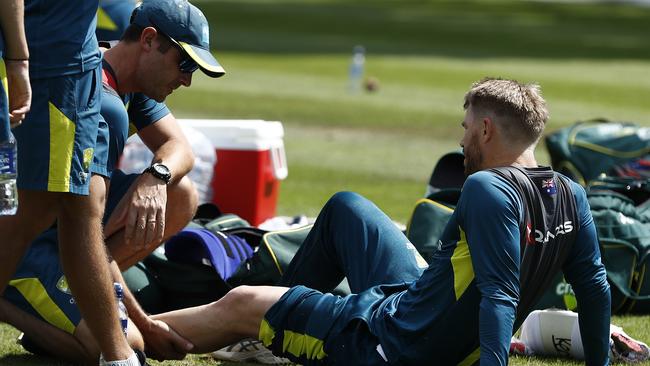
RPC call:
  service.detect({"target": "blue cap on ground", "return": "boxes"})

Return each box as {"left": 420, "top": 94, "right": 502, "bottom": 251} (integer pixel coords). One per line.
{"left": 165, "top": 228, "right": 253, "bottom": 280}
{"left": 131, "top": 0, "right": 225, "bottom": 77}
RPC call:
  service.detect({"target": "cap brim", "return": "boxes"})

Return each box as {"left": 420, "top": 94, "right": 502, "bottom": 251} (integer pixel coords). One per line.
{"left": 179, "top": 42, "right": 225, "bottom": 78}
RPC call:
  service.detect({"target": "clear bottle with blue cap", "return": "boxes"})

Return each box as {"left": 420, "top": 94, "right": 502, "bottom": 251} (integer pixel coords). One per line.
{"left": 114, "top": 282, "right": 128, "bottom": 335}
{"left": 348, "top": 45, "right": 365, "bottom": 94}
{"left": 0, "top": 132, "right": 18, "bottom": 215}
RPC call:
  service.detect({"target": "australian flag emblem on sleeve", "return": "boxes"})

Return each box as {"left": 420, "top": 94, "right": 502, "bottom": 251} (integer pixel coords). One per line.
{"left": 542, "top": 178, "right": 557, "bottom": 195}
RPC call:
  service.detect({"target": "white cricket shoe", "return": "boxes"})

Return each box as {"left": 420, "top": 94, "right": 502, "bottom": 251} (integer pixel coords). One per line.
{"left": 212, "top": 338, "right": 292, "bottom": 365}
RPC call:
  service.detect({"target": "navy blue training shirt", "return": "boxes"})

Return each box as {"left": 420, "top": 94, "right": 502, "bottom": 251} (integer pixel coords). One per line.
{"left": 100, "top": 59, "right": 170, "bottom": 174}
{"left": 24, "top": 0, "right": 101, "bottom": 78}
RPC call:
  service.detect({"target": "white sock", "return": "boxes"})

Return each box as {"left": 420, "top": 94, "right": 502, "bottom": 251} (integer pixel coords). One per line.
{"left": 99, "top": 351, "right": 140, "bottom": 366}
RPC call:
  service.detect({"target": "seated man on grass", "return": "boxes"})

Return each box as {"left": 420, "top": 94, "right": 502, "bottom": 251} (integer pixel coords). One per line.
{"left": 0, "top": 0, "right": 225, "bottom": 363}
{"left": 151, "top": 78, "right": 611, "bottom": 365}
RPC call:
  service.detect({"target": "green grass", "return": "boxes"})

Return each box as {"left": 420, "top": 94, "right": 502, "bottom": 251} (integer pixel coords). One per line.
{"left": 162, "top": 0, "right": 650, "bottom": 222}
{"left": 3, "top": 0, "right": 650, "bottom": 364}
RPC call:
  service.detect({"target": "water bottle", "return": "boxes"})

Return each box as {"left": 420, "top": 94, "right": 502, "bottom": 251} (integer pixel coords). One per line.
{"left": 114, "top": 282, "right": 128, "bottom": 335}
{"left": 180, "top": 125, "right": 217, "bottom": 203}
{"left": 348, "top": 45, "right": 365, "bottom": 94}
{"left": 120, "top": 128, "right": 217, "bottom": 204}
{"left": 119, "top": 136, "right": 153, "bottom": 175}
{"left": 0, "top": 133, "right": 18, "bottom": 215}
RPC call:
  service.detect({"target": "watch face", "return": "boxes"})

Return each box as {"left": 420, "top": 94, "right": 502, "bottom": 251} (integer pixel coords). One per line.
{"left": 153, "top": 164, "right": 170, "bottom": 175}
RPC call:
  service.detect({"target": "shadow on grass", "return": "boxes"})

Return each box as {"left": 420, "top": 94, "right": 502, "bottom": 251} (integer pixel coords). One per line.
{"left": 200, "top": 0, "right": 650, "bottom": 60}
{"left": 0, "top": 353, "right": 70, "bottom": 366}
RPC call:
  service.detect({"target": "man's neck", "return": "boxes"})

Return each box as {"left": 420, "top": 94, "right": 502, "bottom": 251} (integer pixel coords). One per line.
{"left": 103, "top": 43, "right": 139, "bottom": 95}
{"left": 485, "top": 148, "right": 538, "bottom": 170}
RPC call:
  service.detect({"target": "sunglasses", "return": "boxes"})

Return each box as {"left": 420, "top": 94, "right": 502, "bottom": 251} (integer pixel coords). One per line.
{"left": 150, "top": 23, "right": 200, "bottom": 74}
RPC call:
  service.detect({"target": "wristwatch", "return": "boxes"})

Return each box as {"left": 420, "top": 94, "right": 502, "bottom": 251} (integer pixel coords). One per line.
{"left": 144, "top": 163, "right": 172, "bottom": 184}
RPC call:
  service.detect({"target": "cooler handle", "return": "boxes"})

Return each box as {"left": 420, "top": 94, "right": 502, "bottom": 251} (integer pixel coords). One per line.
{"left": 270, "top": 145, "right": 288, "bottom": 180}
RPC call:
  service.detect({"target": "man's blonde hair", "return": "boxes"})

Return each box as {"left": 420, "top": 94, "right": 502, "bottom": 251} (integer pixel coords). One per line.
{"left": 463, "top": 77, "right": 549, "bottom": 146}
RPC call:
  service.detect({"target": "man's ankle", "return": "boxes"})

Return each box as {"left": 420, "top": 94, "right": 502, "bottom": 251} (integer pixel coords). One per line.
{"left": 99, "top": 351, "right": 140, "bottom": 366}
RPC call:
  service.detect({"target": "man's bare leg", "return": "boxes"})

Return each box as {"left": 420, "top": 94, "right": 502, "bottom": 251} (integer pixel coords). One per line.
{"left": 57, "top": 174, "right": 132, "bottom": 361}
{"left": 152, "top": 285, "right": 289, "bottom": 354}
{"left": 74, "top": 318, "right": 144, "bottom": 364}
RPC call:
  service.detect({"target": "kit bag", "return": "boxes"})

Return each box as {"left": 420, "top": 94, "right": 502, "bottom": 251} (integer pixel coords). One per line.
{"left": 124, "top": 206, "right": 313, "bottom": 313}
{"left": 225, "top": 225, "right": 311, "bottom": 287}
{"left": 587, "top": 176, "right": 650, "bottom": 314}
{"left": 405, "top": 191, "right": 457, "bottom": 263}
{"left": 545, "top": 120, "right": 650, "bottom": 186}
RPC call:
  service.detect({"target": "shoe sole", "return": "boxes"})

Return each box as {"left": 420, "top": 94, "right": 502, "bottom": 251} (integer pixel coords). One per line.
{"left": 212, "top": 349, "right": 292, "bottom": 365}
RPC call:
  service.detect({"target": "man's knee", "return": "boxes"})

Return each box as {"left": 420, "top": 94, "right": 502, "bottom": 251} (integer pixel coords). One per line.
{"left": 325, "top": 191, "right": 372, "bottom": 218}
{"left": 59, "top": 176, "right": 107, "bottom": 222}
{"left": 218, "top": 286, "right": 257, "bottom": 319}
{"left": 168, "top": 175, "right": 198, "bottom": 221}
{"left": 216, "top": 285, "right": 281, "bottom": 336}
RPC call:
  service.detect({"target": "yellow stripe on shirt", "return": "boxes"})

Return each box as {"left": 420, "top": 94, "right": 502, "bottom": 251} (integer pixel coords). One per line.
{"left": 451, "top": 228, "right": 475, "bottom": 300}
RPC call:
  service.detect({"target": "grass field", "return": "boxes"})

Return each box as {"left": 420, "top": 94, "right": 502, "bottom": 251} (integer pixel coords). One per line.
{"left": 2, "top": 0, "right": 649, "bottom": 365}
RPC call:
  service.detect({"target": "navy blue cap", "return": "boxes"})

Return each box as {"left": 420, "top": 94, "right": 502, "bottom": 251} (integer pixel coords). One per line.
{"left": 131, "top": 0, "right": 225, "bottom": 78}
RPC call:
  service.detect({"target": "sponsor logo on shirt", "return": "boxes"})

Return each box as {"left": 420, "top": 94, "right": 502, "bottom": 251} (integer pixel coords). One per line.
{"left": 534, "top": 221, "right": 574, "bottom": 244}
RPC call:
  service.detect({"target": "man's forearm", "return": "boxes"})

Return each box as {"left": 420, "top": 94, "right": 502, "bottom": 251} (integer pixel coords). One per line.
{"left": 151, "top": 139, "right": 193, "bottom": 185}
{"left": 0, "top": 0, "right": 29, "bottom": 59}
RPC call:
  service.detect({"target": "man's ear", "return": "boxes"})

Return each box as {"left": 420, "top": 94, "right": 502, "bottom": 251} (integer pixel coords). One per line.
{"left": 140, "top": 27, "right": 157, "bottom": 51}
{"left": 481, "top": 116, "right": 495, "bottom": 143}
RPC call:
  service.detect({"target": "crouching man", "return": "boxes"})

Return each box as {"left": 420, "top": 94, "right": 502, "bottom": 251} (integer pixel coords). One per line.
{"left": 0, "top": 0, "right": 226, "bottom": 363}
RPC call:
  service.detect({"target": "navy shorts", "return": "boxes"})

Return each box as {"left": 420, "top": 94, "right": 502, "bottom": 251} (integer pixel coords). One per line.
{"left": 261, "top": 285, "right": 395, "bottom": 366}
{"left": 0, "top": 59, "right": 9, "bottom": 141}
{"left": 2, "top": 170, "right": 139, "bottom": 333}
{"left": 12, "top": 63, "right": 106, "bottom": 195}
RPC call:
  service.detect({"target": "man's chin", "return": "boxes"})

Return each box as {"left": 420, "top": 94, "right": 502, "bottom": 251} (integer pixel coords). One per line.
{"left": 152, "top": 94, "right": 167, "bottom": 103}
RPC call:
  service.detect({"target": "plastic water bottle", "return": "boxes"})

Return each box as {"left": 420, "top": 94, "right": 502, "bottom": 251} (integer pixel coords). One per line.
{"left": 119, "top": 137, "right": 153, "bottom": 175}
{"left": 0, "top": 133, "right": 18, "bottom": 215}
{"left": 348, "top": 45, "right": 365, "bottom": 94}
{"left": 114, "top": 282, "right": 128, "bottom": 335}
{"left": 180, "top": 125, "right": 216, "bottom": 203}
